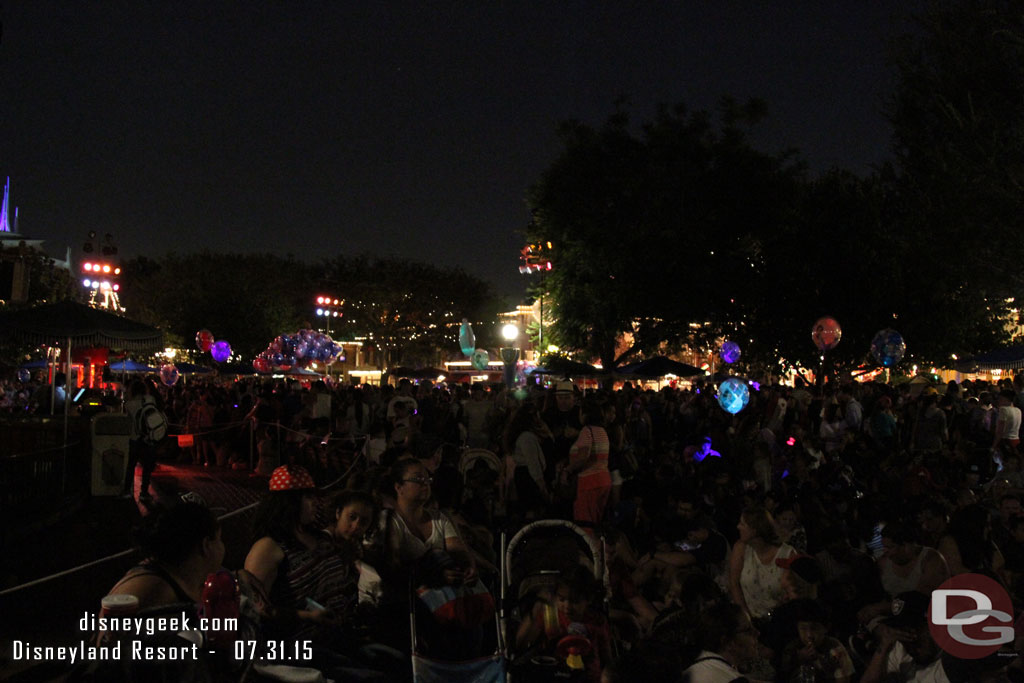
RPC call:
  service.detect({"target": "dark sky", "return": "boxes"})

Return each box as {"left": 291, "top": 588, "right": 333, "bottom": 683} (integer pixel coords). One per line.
{"left": 0, "top": 2, "right": 908, "bottom": 301}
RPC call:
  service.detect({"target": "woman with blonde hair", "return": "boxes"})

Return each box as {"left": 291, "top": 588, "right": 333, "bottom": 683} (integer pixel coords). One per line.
{"left": 728, "top": 506, "right": 795, "bottom": 621}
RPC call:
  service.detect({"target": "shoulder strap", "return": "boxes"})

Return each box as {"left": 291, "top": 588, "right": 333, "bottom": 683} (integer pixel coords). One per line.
{"left": 110, "top": 563, "right": 194, "bottom": 605}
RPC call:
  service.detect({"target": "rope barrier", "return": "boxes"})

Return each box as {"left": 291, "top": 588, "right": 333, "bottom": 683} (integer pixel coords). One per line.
{"left": 1, "top": 441, "right": 84, "bottom": 459}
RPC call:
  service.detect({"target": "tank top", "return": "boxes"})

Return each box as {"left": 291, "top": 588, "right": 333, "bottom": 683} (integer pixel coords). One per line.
{"left": 880, "top": 546, "right": 928, "bottom": 597}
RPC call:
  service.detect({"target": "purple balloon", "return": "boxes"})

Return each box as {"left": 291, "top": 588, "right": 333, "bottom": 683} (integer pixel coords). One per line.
{"left": 211, "top": 340, "right": 232, "bottom": 363}
{"left": 294, "top": 341, "right": 309, "bottom": 359}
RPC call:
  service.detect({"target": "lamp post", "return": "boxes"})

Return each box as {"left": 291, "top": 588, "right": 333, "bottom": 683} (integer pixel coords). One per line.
{"left": 500, "top": 323, "right": 520, "bottom": 389}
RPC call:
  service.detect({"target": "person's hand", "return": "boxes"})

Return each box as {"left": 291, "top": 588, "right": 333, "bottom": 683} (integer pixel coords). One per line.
{"left": 797, "top": 642, "right": 817, "bottom": 663}
{"left": 303, "top": 608, "right": 340, "bottom": 625}
{"left": 857, "top": 602, "right": 887, "bottom": 624}
{"left": 443, "top": 568, "right": 467, "bottom": 586}
{"left": 874, "top": 623, "right": 913, "bottom": 650}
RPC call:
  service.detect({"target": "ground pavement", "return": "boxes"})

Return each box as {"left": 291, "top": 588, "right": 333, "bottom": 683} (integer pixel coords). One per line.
{"left": 0, "top": 460, "right": 269, "bottom": 682}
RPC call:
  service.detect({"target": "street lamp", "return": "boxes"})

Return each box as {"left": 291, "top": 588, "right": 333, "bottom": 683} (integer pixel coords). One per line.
{"left": 500, "top": 323, "right": 520, "bottom": 388}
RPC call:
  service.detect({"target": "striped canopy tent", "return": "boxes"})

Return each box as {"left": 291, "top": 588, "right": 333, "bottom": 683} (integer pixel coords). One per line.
{"left": 0, "top": 300, "right": 163, "bottom": 351}
{"left": 958, "top": 345, "right": 1024, "bottom": 372}
{"left": 0, "top": 300, "right": 163, "bottom": 444}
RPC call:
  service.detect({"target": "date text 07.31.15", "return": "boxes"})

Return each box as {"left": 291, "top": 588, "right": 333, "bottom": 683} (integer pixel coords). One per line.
{"left": 234, "top": 640, "right": 313, "bottom": 661}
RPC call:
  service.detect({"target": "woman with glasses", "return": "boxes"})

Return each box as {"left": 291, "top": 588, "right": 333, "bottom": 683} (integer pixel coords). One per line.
{"left": 376, "top": 457, "right": 477, "bottom": 591}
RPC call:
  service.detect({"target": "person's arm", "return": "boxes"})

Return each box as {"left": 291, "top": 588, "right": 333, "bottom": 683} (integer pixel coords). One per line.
{"left": 935, "top": 535, "right": 965, "bottom": 577}
{"left": 566, "top": 428, "right": 594, "bottom": 474}
{"left": 860, "top": 627, "right": 906, "bottom": 683}
{"left": 919, "top": 547, "right": 950, "bottom": 593}
{"left": 728, "top": 541, "right": 749, "bottom": 615}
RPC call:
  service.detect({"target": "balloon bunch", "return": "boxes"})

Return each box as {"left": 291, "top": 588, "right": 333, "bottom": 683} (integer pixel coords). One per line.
{"left": 196, "top": 329, "right": 232, "bottom": 363}
{"left": 254, "top": 329, "right": 343, "bottom": 373}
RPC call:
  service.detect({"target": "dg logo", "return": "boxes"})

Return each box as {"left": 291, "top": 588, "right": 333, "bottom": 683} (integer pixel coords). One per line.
{"left": 929, "top": 574, "right": 1015, "bottom": 659}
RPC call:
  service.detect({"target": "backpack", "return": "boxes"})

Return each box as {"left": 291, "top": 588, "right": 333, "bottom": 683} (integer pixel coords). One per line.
{"left": 137, "top": 402, "right": 168, "bottom": 443}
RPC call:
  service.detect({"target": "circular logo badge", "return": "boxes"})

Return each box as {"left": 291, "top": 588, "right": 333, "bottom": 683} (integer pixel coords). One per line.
{"left": 928, "top": 573, "right": 1015, "bottom": 659}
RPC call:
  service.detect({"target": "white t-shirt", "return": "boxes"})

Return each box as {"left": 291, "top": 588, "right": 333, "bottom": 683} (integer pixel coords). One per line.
{"left": 683, "top": 651, "right": 744, "bottom": 683}
{"left": 885, "top": 641, "right": 950, "bottom": 683}
{"left": 383, "top": 509, "right": 461, "bottom": 568}
{"left": 997, "top": 405, "right": 1022, "bottom": 440}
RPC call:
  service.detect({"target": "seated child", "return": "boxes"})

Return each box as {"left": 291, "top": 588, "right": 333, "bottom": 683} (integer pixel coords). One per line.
{"left": 516, "top": 566, "right": 612, "bottom": 682}
{"left": 780, "top": 599, "right": 855, "bottom": 683}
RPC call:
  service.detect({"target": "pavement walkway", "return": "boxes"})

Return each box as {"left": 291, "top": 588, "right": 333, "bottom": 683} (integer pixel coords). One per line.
{"left": 0, "top": 459, "right": 271, "bottom": 682}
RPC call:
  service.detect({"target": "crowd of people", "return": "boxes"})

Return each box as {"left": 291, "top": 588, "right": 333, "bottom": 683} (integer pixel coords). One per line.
{"left": 66, "top": 371, "right": 1024, "bottom": 681}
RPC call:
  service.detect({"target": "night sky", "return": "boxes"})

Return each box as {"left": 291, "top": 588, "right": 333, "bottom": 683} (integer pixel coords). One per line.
{"left": 0, "top": 2, "right": 910, "bottom": 301}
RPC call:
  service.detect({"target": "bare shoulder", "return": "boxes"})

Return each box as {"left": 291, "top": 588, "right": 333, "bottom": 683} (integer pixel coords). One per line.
{"left": 108, "top": 572, "right": 177, "bottom": 610}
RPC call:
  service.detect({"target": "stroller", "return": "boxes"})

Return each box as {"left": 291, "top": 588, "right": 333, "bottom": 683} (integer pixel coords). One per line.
{"left": 500, "top": 519, "right": 610, "bottom": 682}
{"left": 460, "top": 448, "right": 507, "bottom": 524}
{"left": 409, "top": 572, "right": 508, "bottom": 682}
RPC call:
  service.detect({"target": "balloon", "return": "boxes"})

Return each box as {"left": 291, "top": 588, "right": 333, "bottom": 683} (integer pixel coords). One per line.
{"left": 211, "top": 340, "right": 232, "bottom": 363}
{"left": 459, "top": 319, "right": 476, "bottom": 357}
{"left": 717, "top": 378, "right": 750, "bottom": 415}
{"left": 159, "top": 364, "right": 180, "bottom": 386}
{"left": 196, "top": 329, "right": 214, "bottom": 352}
{"left": 253, "top": 357, "right": 272, "bottom": 373}
{"left": 17, "top": 368, "right": 30, "bottom": 383}
{"left": 871, "top": 328, "right": 906, "bottom": 368}
{"left": 811, "top": 317, "right": 842, "bottom": 351}
{"left": 294, "top": 341, "right": 308, "bottom": 359}
{"left": 272, "top": 352, "right": 284, "bottom": 365}
{"left": 720, "top": 341, "right": 742, "bottom": 364}
{"left": 471, "top": 348, "right": 490, "bottom": 371}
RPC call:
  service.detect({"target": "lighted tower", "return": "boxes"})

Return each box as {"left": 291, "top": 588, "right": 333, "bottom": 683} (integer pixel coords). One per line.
{"left": 0, "top": 177, "right": 11, "bottom": 233}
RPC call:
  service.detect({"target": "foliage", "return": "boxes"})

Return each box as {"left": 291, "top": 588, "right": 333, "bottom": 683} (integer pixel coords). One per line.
{"left": 884, "top": 0, "right": 1024, "bottom": 360}
{"left": 526, "top": 102, "right": 805, "bottom": 370}
{"left": 120, "top": 252, "right": 315, "bottom": 358}
{"left": 322, "top": 255, "right": 504, "bottom": 368}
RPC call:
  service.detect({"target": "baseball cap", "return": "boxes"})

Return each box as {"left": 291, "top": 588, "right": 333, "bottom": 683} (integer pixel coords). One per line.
{"left": 555, "top": 381, "right": 575, "bottom": 394}
{"left": 883, "top": 591, "right": 930, "bottom": 629}
{"left": 775, "top": 555, "right": 824, "bottom": 584}
{"left": 269, "top": 465, "right": 316, "bottom": 492}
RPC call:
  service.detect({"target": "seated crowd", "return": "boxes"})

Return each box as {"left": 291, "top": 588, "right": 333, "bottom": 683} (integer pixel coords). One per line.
{"left": 86, "top": 373, "right": 1024, "bottom": 682}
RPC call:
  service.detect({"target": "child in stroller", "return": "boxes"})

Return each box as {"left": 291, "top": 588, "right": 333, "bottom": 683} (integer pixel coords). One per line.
{"left": 515, "top": 566, "right": 612, "bottom": 682}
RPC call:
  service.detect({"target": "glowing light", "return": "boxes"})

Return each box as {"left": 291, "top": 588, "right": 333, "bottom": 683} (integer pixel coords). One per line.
{"left": 786, "top": 437, "right": 796, "bottom": 446}
{"left": 84, "top": 263, "right": 93, "bottom": 271}
{"left": 501, "top": 323, "right": 519, "bottom": 341}
{"left": 102, "top": 264, "right": 111, "bottom": 273}
{"left": 113, "top": 284, "right": 119, "bottom": 291}
{"left": 91, "top": 281, "right": 99, "bottom": 289}
{"left": 114, "top": 267, "right": 121, "bottom": 275}
{"left": 83, "top": 279, "right": 91, "bottom": 287}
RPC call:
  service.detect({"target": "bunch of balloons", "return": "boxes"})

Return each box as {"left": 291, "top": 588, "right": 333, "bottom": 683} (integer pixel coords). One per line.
{"left": 196, "top": 328, "right": 232, "bottom": 363}
{"left": 254, "top": 329, "right": 343, "bottom": 373}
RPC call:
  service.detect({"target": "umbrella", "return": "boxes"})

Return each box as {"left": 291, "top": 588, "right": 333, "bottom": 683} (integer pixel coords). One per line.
{"left": 173, "top": 362, "right": 214, "bottom": 374}
{"left": 108, "top": 359, "right": 157, "bottom": 373}
{"left": 391, "top": 366, "right": 449, "bottom": 379}
{"left": 532, "top": 356, "right": 603, "bottom": 378}
{"left": 619, "top": 356, "right": 704, "bottom": 378}
{"left": 958, "top": 345, "right": 1024, "bottom": 372}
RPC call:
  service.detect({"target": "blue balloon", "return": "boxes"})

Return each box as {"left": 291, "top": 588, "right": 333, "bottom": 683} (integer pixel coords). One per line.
{"left": 471, "top": 348, "right": 489, "bottom": 371}
{"left": 17, "top": 368, "right": 30, "bottom": 383}
{"left": 211, "top": 340, "right": 232, "bottom": 363}
{"left": 272, "top": 352, "right": 285, "bottom": 366}
{"left": 720, "top": 341, "right": 742, "bottom": 364}
{"left": 717, "top": 378, "right": 750, "bottom": 415}
{"left": 460, "top": 320, "right": 476, "bottom": 357}
{"left": 871, "top": 328, "right": 906, "bottom": 368}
